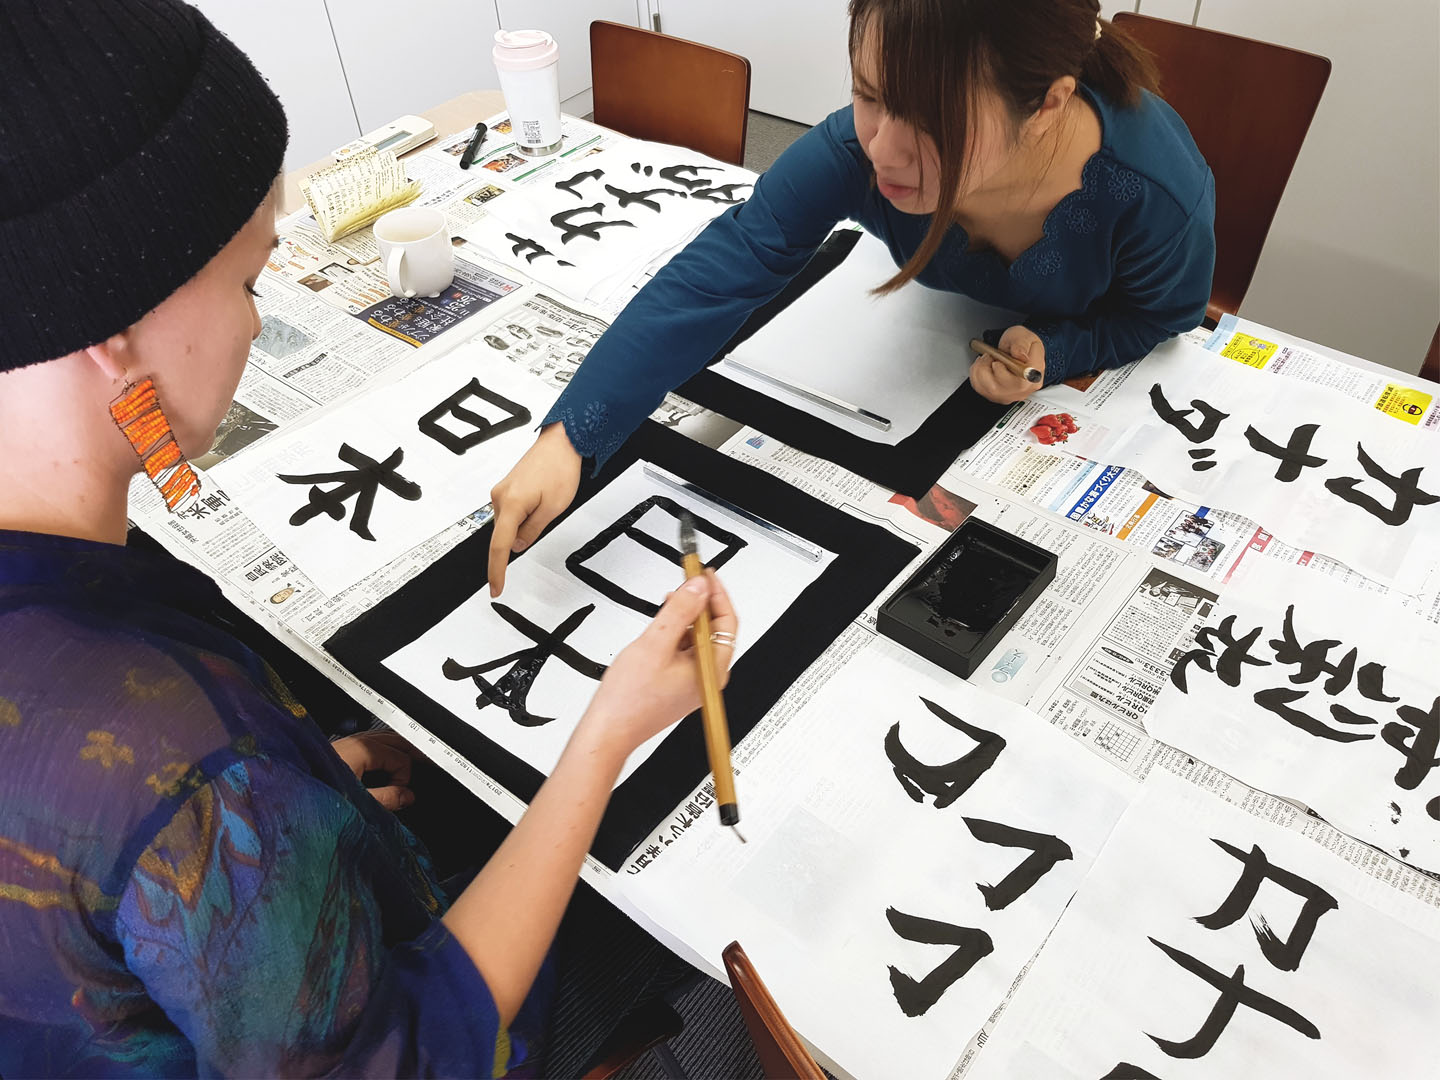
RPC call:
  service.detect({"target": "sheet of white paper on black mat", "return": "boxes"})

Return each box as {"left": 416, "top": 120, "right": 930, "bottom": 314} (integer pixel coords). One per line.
{"left": 716, "top": 230, "right": 1020, "bottom": 445}
{"left": 380, "top": 461, "right": 834, "bottom": 785}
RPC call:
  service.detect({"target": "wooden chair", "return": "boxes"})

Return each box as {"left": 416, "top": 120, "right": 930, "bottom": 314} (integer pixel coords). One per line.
{"left": 723, "top": 941, "right": 825, "bottom": 1080}
{"left": 590, "top": 21, "right": 751, "bottom": 166}
{"left": 1422, "top": 323, "right": 1439, "bottom": 384}
{"left": 1113, "top": 13, "right": 1331, "bottom": 323}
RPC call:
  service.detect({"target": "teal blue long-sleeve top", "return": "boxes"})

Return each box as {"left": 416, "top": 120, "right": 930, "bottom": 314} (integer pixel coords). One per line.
{"left": 545, "top": 85, "right": 1215, "bottom": 469}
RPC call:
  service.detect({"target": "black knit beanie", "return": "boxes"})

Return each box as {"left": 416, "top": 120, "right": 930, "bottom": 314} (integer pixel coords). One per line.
{"left": 0, "top": 0, "right": 289, "bottom": 372}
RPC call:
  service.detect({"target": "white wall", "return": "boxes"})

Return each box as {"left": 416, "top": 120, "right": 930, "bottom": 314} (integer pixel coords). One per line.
{"left": 194, "top": 2, "right": 643, "bottom": 169}
{"left": 497, "top": 0, "right": 641, "bottom": 116}
{"left": 193, "top": 0, "right": 361, "bottom": 169}
{"left": 656, "top": 0, "right": 851, "bottom": 126}
{"left": 1194, "top": 0, "right": 1439, "bottom": 373}
{"left": 326, "top": 0, "right": 504, "bottom": 133}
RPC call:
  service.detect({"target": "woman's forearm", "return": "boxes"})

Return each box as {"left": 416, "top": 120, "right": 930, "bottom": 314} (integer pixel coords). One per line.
{"left": 440, "top": 709, "right": 627, "bottom": 1026}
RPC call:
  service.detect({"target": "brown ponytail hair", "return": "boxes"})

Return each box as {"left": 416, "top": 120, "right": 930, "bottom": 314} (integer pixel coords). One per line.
{"left": 848, "top": 0, "right": 1160, "bottom": 292}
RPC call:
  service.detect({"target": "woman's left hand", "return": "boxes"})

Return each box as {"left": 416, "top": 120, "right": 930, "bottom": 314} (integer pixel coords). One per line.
{"left": 970, "top": 326, "right": 1046, "bottom": 404}
{"left": 332, "top": 730, "right": 419, "bottom": 811}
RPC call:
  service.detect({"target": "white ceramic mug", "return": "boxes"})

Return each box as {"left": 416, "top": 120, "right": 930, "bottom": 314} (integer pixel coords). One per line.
{"left": 493, "top": 29, "right": 562, "bottom": 157}
{"left": 374, "top": 206, "right": 454, "bottom": 298}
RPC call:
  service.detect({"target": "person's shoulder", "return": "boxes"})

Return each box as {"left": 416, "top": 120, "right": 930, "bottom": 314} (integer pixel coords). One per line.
{"left": 0, "top": 600, "right": 305, "bottom": 833}
{"left": 1091, "top": 85, "right": 1211, "bottom": 218}
{"left": 815, "top": 104, "right": 861, "bottom": 150}
{"left": 743, "top": 105, "right": 873, "bottom": 242}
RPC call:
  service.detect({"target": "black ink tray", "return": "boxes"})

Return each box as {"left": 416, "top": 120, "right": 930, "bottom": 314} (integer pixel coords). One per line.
{"left": 877, "top": 519, "right": 1057, "bottom": 679}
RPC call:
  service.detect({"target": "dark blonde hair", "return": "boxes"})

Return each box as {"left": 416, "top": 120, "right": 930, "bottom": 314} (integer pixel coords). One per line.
{"left": 848, "top": 0, "right": 1160, "bottom": 292}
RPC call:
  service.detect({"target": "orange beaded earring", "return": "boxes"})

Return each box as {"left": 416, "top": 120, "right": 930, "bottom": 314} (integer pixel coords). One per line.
{"left": 109, "top": 378, "right": 201, "bottom": 511}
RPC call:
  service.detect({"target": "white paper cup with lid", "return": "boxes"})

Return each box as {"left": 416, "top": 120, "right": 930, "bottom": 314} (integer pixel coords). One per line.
{"left": 493, "top": 29, "right": 562, "bottom": 157}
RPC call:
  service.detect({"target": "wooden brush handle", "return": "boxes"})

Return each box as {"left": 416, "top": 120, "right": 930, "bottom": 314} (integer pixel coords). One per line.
{"left": 684, "top": 552, "right": 738, "bottom": 819}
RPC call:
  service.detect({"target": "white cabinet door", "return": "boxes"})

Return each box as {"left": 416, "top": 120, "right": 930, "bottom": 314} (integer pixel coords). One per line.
{"left": 657, "top": 0, "right": 851, "bottom": 126}
{"left": 191, "top": 0, "right": 360, "bottom": 169}
{"left": 1197, "top": 0, "right": 1439, "bottom": 367}
{"left": 326, "top": 0, "right": 503, "bottom": 133}
{"left": 494, "top": 0, "right": 641, "bottom": 108}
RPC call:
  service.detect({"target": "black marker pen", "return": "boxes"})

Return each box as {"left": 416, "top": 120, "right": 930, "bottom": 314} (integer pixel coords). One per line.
{"left": 459, "top": 122, "right": 488, "bottom": 170}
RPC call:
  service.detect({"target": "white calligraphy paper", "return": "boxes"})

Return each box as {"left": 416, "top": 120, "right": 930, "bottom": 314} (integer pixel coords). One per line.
{"left": 973, "top": 770, "right": 1440, "bottom": 1080}
{"left": 718, "top": 230, "right": 1020, "bottom": 444}
{"left": 461, "top": 141, "right": 755, "bottom": 304}
{"left": 1146, "top": 559, "right": 1440, "bottom": 873}
{"left": 621, "top": 639, "right": 1136, "bottom": 1080}
{"left": 1053, "top": 338, "right": 1440, "bottom": 585}
{"left": 214, "top": 342, "right": 558, "bottom": 596}
{"left": 382, "top": 462, "right": 834, "bottom": 785}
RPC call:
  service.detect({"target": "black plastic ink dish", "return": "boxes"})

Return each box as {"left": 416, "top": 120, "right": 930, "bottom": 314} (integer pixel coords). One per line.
{"left": 877, "top": 519, "right": 1057, "bottom": 678}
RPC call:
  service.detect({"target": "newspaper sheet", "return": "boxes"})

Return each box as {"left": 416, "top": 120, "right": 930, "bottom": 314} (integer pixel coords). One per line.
{"left": 621, "top": 635, "right": 1137, "bottom": 1080}
{"left": 1206, "top": 312, "right": 1440, "bottom": 432}
{"left": 118, "top": 115, "right": 1440, "bottom": 1080}
{"left": 970, "top": 769, "right": 1440, "bottom": 1080}
{"left": 426, "top": 111, "right": 624, "bottom": 190}
{"left": 1146, "top": 559, "right": 1440, "bottom": 874}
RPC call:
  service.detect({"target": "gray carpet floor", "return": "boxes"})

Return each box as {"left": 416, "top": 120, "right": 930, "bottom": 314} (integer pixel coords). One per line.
{"left": 742, "top": 111, "right": 811, "bottom": 172}
{"left": 615, "top": 975, "right": 766, "bottom": 1080}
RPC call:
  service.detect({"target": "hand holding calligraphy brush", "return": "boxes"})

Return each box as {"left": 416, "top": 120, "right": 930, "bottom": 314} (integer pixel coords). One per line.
{"left": 678, "top": 511, "right": 745, "bottom": 842}
{"left": 970, "top": 338, "right": 1043, "bottom": 383}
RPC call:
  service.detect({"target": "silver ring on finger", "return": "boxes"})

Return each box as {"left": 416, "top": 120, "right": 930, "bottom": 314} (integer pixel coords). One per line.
{"left": 709, "top": 630, "right": 736, "bottom": 648}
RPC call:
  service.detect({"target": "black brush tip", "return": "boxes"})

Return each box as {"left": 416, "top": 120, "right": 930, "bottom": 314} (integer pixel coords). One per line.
{"left": 677, "top": 510, "right": 697, "bottom": 555}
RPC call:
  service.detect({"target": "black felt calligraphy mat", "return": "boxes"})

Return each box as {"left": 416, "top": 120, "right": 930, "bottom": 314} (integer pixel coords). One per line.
{"left": 325, "top": 421, "right": 918, "bottom": 870}
{"left": 676, "top": 228, "right": 1010, "bottom": 498}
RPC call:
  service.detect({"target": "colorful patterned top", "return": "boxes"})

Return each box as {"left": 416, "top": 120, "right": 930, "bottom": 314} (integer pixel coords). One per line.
{"left": 0, "top": 529, "right": 548, "bottom": 1077}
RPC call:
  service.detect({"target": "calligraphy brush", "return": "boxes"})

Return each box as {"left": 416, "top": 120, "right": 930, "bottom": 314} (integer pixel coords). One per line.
{"left": 678, "top": 511, "right": 745, "bottom": 843}
{"left": 970, "top": 338, "right": 1043, "bottom": 383}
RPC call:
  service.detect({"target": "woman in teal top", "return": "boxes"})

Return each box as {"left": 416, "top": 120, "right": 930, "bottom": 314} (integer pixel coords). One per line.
{"left": 487, "top": 0, "right": 1215, "bottom": 594}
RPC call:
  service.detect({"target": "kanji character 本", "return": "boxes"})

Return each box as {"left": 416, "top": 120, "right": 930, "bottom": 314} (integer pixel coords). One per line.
{"left": 441, "top": 603, "right": 608, "bottom": 727}
{"left": 1170, "top": 614, "right": 1271, "bottom": 693}
{"left": 1148, "top": 384, "right": 1230, "bottom": 451}
{"left": 417, "top": 378, "right": 532, "bottom": 455}
{"left": 277, "top": 444, "right": 422, "bottom": 541}
{"left": 961, "top": 818, "right": 1073, "bottom": 910}
{"left": 1144, "top": 939, "right": 1319, "bottom": 1058}
{"left": 550, "top": 203, "right": 637, "bottom": 244}
{"left": 691, "top": 181, "right": 753, "bottom": 204}
{"left": 884, "top": 907, "right": 994, "bottom": 1017}
{"left": 602, "top": 183, "right": 688, "bottom": 212}
{"left": 554, "top": 168, "right": 604, "bottom": 199}
{"left": 884, "top": 697, "right": 1006, "bottom": 808}
{"left": 504, "top": 233, "right": 573, "bottom": 267}
{"left": 1324, "top": 442, "right": 1439, "bottom": 527}
{"left": 1243, "top": 423, "right": 1327, "bottom": 482}
{"left": 1381, "top": 695, "right": 1440, "bottom": 795}
{"left": 564, "top": 496, "right": 746, "bottom": 617}
{"left": 1194, "top": 839, "right": 1339, "bottom": 972}
{"left": 657, "top": 163, "right": 724, "bottom": 190}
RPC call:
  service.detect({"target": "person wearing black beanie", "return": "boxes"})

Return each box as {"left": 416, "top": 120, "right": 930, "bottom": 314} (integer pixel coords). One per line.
{"left": 0, "top": 4, "right": 717, "bottom": 1076}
